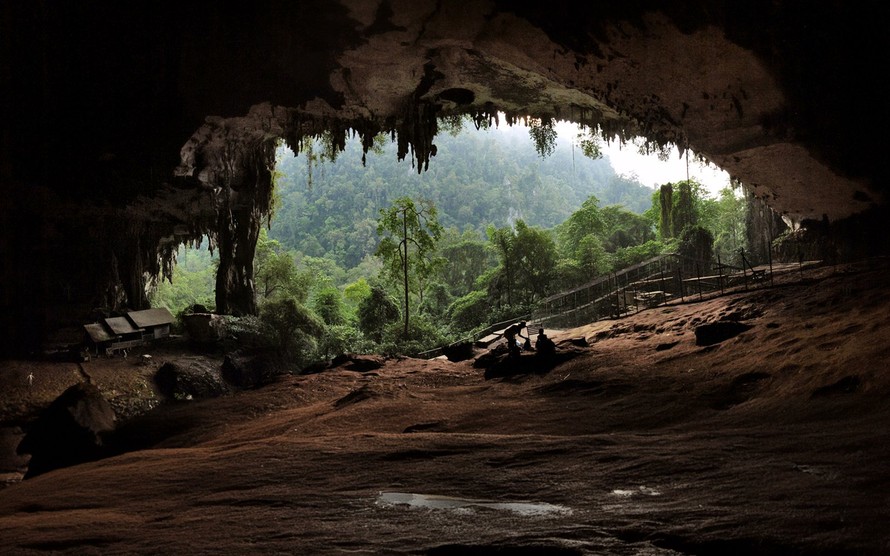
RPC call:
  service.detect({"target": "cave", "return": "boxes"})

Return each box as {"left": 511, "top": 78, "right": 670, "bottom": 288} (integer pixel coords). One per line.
{"left": 1, "top": 2, "right": 887, "bottom": 353}
{"left": 3, "top": 3, "right": 890, "bottom": 553}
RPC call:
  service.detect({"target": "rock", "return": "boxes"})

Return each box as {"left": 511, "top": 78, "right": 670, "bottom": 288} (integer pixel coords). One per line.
{"left": 472, "top": 347, "right": 506, "bottom": 369}
{"left": 0, "top": 427, "right": 29, "bottom": 481}
{"left": 154, "top": 360, "right": 230, "bottom": 401}
{"left": 442, "top": 341, "right": 474, "bottom": 362}
{"left": 567, "top": 337, "right": 589, "bottom": 347}
{"left": 330, "top": 354, "right": 385, "bottom": 373}
{"left": 17, "top": 382, "right": 116, "bottom": 478}
{"left": 221, "top": 353, "right": 276, "bottom": 389}
{"left": 694, "top": 321, "right": 753, "bottom": 346}
{"left": 183, "top": 313, "right": 224, "bottom": 343}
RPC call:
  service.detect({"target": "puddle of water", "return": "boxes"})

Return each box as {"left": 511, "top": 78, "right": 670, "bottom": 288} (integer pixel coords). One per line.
{"left": 377, "top": 492, "right": 572, "bottom": 517}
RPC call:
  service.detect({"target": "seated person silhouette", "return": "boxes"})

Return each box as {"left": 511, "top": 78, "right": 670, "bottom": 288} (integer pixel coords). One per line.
{"left": 535, "top": 328, "right": 556, "bottom": 358}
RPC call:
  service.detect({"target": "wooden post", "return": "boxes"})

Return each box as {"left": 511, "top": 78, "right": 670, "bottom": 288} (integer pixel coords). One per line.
{"left": 717, "top": 253, "right": 724, "bottom": 295}
{"left": 798, "top": 249, "right": 804, "bottom": 282}
{"left": 659, "top": 262, "right": 667, "bottom": 306}
{"left": 677, "top": 266, "right": 685, "bottom": 302}
{"left": 767, "top": 239, "right": 774, "bottom": 287}
{"left": 696, "top": 262, "right": 703, "bottom": 300}
{"left": 614, "top": 273, "right": 620, "bottom": 317}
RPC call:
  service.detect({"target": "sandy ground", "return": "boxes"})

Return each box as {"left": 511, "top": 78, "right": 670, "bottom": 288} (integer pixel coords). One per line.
{"left": 1, "top": 261, "right": 889, "bottom": 554}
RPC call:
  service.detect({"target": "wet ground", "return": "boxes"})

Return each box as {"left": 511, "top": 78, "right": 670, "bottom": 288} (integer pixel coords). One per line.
{"left": 1, "top": 261, "right": 889, "bottom": 554}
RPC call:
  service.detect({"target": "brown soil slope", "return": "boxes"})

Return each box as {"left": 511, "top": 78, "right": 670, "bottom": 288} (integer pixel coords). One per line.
{"left": 1, "top": 263, "right": 889, "bottom": 555}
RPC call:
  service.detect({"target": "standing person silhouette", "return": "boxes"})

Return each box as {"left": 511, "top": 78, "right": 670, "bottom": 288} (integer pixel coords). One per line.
{"left": 503, "top": 321, "right": 528, "bottom": 358}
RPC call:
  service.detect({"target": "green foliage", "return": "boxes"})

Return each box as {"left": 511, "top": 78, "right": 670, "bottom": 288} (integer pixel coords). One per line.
{"left": 316, "top": 324, "right": 371, "bottom": 360}
{"left": 446, "top": 289, "right": 491, "bottom": 333}
{"left": 379, "top": 313, "right": 451, "bottom": 356}
{"left": 436, "top": 228, "right": 493, "bottom": 297}
{"left": 644, "top": 179, "right": 747, "bottom": 268}
{"left": 576, "top": 127, "right": 603, "bottom": 160}
{"left": 259, "top": 297, "right": 325, "bottom": 364}
{"left": 151, "top": 244, "right": 216, "bottom": 315}
{"left": 419, "top": 281, "right": 452, "bottom": 319}
{"left": 254, "top": 229, "right": 311, "bottom": 303}
{"left": 553, "top": 196, "right": 613, "bottom": 288}
{"left": 375, "top": 197, "right": 443, "bottom": 338}
{"left": 343, "top": 277, "right": 372, "bottom": 310}
{"left": 577, "top": 234, "right": 611, "bottom": 277}
{"left": 312, "top": 286, "right": 347, "bottom": 326}
{"left": 611, "top": 239, "right": 672, "bottom": 269}
{"left": 600, "top": 206, "right": 655, "bottom": 251}
{"left": 672, "top": 181, "right": 697, "bottom": 237}
{"left": 486, "top": 220, "right": 557, "bottom": 305}
{"left": 711, "top": 187, "right": 747, "bottom": 265}
{"left": 528, "top": 117, "right": 558, "bottom": 157}
{"left": 299, "top": 255, "right": 346, "bottom": 289}
{"left": 678, "top": 225, "right": 715, "bottom": 269}
{"left": 357, "top": 285, "right": 401, "bottom": 343}
{"left": 269, "top": 124, "right": 653, "bottom": 270}
{"left": 658, "top": 184, "right": 674, "bottom": 239}
{"left": 557, "top": 195, "right": 606, "bottom": 258}
{"left": 553, "top": 258, "right": 585, "bottom": 291}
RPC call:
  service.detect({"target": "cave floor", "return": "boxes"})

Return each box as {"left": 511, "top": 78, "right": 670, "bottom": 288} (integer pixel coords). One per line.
{"left": 1, "top": 262, "right": 889, "bottom": 555}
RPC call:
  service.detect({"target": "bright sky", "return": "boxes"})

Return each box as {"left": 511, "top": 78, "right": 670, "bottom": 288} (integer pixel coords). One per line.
{"left": 552, "top": 120, "right": 732, "bottom": 197}
{"left": 600, "top": 141, "right": 732, "bottom": 196}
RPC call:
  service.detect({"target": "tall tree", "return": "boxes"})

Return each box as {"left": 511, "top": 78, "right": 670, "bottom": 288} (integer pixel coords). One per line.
{"left": 375, "top": 197, "right": 443, "bottom": 338}
{"left": 357, "top": 285, "right": 401, "bottom": 343}
{"left": 557, "top": 195, "right": 606, "bottom": 258}
{"left": 254, "top": 229, "right": 311, "bottom": 304}
{"left": 659, "top": 184, "right": 674, "bottom": 239}
{"left": 672, "top": 180, "right": 697, "bottom": 237}
{"left": 487, "top": 220, "right": 557, "bottom": 305}
{"left": 436, "top": 228, "right": 493, "bottom": 297}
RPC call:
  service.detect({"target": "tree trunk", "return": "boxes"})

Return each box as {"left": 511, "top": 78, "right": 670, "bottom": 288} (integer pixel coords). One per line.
{"left": 659, "top": 184, "right": 674, "bottom": 239}
{"left": 213, "top": 141, "right": 275, "bottom": 316}
{"left": 744, "top": 189, "right": 787, "bottom": 264}
{"left": 402, "top": 212, "right": 409, "bottom": 339}
{"left": 215, "top": 205, "right": 259, "bottom": 316}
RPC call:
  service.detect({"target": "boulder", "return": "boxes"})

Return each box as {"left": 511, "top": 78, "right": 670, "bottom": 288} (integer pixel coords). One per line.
{"left": 17, "top": 382, "right": 116, "bottom": 478}
{"left": 154, "top": 360, "right": 230, "bottom": 401}
{"left": 183, "top": 312, "right": 224, "bottom": 343}
{"left": 221, "top": 352, "right": 277, "bottom": 389}
{"left": 442, "top": 341, "right": 474, "bottom": 362}
{"left": 330, "top": 354, "right": 385, "bottom": 373}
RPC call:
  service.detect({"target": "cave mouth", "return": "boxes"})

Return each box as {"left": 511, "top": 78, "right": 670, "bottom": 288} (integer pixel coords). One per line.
{"left": 3, "top": 1, "right": 887, "bottom": 359}
{"left": 146, "top": 113, "right": 750, "bottom": 370}
{"left": 157, "top": 114, "right": 733, "bottom": 311}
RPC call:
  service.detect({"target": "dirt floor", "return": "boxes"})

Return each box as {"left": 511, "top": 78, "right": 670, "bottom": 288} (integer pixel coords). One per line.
{"left": 1, "top": 261, "right": 889, "bottom": 555}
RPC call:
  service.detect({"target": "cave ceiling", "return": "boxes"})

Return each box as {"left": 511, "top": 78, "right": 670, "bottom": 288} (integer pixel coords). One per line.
{"left": 0, "top": 0, "right": 887, "bottom": 351}
{"left": 3, "top": 1, "right": 886, "bottom": 222}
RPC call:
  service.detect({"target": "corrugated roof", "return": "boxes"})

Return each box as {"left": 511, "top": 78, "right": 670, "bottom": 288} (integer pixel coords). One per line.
{"left": 128, "top": 307, "right": 175, "bottom": 328}
{"left": 105, "top": 316, "right": 142, "bottom": 335}
{"left": 83, "top": 323, "right": 115, "bottom": 343}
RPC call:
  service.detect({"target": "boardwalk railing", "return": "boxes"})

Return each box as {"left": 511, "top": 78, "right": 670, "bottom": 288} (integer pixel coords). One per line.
{"left": 417, "top": 249, "right": 820, "bottom": 359}
{"left": 531, "top": 251, "right": 796, "bottom": 330}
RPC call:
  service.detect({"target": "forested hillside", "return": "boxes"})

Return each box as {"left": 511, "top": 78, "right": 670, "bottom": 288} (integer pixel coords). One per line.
{"left": 270, "top": 124, "right": 653, "bottom": 269}
{"left": 154, "top": 122, "right": 747, "bottom": 364}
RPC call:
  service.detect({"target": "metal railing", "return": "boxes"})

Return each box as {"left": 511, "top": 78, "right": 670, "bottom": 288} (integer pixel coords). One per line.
{"left": 531, "top": 251, "right": 802, "bottom": 330}
{"left": 417, "top": 250, "right": 822, "bottom": 359}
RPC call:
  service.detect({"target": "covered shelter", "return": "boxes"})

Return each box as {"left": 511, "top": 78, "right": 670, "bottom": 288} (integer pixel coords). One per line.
{"left": 127, "top": 308, "right": 175, "bottom": 341}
